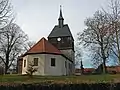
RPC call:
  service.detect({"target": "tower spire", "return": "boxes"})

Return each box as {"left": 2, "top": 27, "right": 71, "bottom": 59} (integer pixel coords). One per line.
{"left": 58, "top": 5, "right": 64, "bottom": 28}
{"left": 59, "top": 5, "right": 63, "bottom": 19}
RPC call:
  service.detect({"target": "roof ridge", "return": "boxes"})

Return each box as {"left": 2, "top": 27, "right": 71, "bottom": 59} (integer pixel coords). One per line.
{"left": 45, "top": 38, "right": 62, "bottom": 54}
{"left": 42, "top": 38, "right": 45, "bottom": 52}
{"left": 27, "top": 38, "right": 42, "bottom": 53}
{"left": 25, "top": 37, "right": 62, "bottom": 55}
{"left": 48, "top": 41, "right": 61, "bottom": 53}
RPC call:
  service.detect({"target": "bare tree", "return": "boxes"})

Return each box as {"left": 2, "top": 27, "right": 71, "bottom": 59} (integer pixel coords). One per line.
{"left": 75, "top": 45, "right": 82, "bottom": 66}
{"left": 77, "top": 11, "right": 112, "bottom": 73}
{"left": 0, "top": 23, "right": 28, "bottom": 74}
{"left": 105, "top": 0, "right": 120, "bottom": 64}
{"left": 0, "top": 0, "right": 13, "bottom": 66}
{"left": 23, "top": 40, "right": 35, "bottom": 52}
{"left": 0, "top": 0, "right": 13, "bottom": 29}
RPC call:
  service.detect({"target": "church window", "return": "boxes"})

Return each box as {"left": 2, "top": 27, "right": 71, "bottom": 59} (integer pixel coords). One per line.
{"left": 24, "top": 60, "right": 26, "bottom": 67}
{"left": 51, "top": 58, "right": 56, "bottom": 66}
{"left": 34, "top": 58, "right": 38, "bottom": 66}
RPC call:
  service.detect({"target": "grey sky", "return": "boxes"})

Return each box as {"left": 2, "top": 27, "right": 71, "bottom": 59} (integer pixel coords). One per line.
{"left": 11, "top": 0, "right": 109, "bottom": 67}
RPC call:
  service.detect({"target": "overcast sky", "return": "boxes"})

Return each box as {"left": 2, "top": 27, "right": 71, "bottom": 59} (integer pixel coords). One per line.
{"left": 11, "top": 0, "right": 109, "bottom": 68}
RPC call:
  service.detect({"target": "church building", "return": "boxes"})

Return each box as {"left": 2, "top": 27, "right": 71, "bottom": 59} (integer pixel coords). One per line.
{"left": 19, "top": 7, "right": 75, "bottom": 76}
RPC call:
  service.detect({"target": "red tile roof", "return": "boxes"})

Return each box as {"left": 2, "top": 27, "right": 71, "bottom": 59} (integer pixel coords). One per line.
{"left": 106, "top": 66, "right": 120, "bottom": 73}
{"left": 75, "top": 68, "right": 95, "bottom": 73}
{"left": 25, "top": 37, "right": 62, "bottom": 55}
{"left": 84, "top": 68, "right": 95, "bottom": 72}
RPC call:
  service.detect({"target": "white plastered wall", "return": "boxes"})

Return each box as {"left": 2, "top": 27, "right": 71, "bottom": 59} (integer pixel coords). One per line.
{"left": 60, "top": 49, "right": 75, "bottom": 74}
{"left": 44, "top": 54, "right": 66, "bottom": 76}
{"left": 22, "top": 54, "right": 45, "bottom": 75}
{"left": 22, "top": 53, "right": 73, "bottom": 76}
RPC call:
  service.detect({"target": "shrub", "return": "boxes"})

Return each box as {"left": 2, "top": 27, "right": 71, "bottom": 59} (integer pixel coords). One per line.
{"left": 26, "top": 62, "right": 38, "bottom": 78}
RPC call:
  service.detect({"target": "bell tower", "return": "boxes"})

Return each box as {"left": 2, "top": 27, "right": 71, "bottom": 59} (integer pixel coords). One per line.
{"left": 48, "top": 6, "right": 75, "bottom": 74}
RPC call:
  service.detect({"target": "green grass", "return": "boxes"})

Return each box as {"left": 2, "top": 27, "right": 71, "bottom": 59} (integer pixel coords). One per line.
{"left": 0, "top": 74, "right": 120, "bottom": 84}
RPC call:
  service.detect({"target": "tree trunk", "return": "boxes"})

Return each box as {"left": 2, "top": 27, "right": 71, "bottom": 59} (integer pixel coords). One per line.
{"left": 102, "top": 57, "right": 107, "bottom": 74}
{"left": 115, "top": 22, "right": 120, "bottom": 64}
{"left": 100, "top": 37, "right": 107, "bottom": 74}
{"left": 116, "top": 34, "right": 120, "bottom": 64}
{"left": 5, "top": 54, "right": 9, "bottom": 74}
{"left": 5, "top": 63, "right": 8, "bottom": 74}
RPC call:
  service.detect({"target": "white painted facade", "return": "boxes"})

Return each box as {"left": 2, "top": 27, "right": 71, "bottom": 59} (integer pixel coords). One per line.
{"left": 22, "top": 54, "right": 73, "bottom": 76}
{"left": 60, "top": 49, "right": 75, "bottom": 62}
{"left": 60, "top": 49, "right": 75, "bottom": 74}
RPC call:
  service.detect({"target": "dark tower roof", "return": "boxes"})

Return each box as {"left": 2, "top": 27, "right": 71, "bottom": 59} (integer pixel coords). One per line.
{"left": 48, "top": 24, "right": 73, "bottom": 37}
{"left": 48, "top": 6, "right": 73, "bottom": 38}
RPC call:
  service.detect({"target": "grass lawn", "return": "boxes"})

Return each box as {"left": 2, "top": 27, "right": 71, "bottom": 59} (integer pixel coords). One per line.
{"left": 0, "top": 74, "right": 120, "bottom": 84}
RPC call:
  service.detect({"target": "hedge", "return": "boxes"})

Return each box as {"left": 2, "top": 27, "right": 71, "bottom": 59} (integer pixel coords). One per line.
{"left": 0, "top": 83, "right": 120, "bottom": 90}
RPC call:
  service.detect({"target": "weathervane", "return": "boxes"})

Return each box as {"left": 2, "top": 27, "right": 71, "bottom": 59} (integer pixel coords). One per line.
{"left": 60, "top": 5, "right": 62, "bottom": 10}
